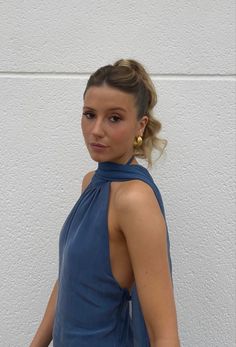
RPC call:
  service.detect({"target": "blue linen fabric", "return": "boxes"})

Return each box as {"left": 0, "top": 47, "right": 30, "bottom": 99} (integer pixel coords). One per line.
{"left": 52, "top": 156, "right": 172, "bottom": 347}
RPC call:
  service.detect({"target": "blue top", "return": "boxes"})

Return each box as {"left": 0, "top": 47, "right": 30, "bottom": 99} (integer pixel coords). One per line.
{"left": 52, "top": 156, "right": 172, "bottom": 347}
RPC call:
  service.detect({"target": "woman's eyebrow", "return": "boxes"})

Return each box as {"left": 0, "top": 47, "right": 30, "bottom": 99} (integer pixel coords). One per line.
{"left": 107, "top": 107, "right": 127, "bottom": 112}
{"left": 83, "top": 106, "right": 96, "bottom": 111}
{"left": 83, "top": 106, "right": 127, "bottom": 112}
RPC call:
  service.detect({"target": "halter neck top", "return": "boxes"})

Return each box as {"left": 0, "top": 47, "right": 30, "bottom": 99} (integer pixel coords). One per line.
{"left": 52, "top": 155, "right": 172, "bottom": 347}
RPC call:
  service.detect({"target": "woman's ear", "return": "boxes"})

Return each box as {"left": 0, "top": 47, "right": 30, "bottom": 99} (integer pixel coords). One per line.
{"left": 139, "top": 115, "right": 149, "bottom": 135}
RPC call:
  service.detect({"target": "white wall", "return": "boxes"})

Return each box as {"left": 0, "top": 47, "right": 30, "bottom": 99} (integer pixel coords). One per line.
{"left": 0, "top": 1, "right": 235, "bottom": 346}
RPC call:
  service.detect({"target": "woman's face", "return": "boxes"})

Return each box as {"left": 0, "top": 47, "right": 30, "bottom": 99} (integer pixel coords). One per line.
{"left": 81, "top": 84, "right": 148, "bottom": 164}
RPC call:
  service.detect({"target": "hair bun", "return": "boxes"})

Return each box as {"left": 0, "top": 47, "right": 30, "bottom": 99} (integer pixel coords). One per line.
{"left": 113, "top": 59, "right": 144, "bottom": 76}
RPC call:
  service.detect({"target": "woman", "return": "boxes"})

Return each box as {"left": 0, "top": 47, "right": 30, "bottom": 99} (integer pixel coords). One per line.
{"left": 30, "top": 59, "right": 180, "bottom": 347}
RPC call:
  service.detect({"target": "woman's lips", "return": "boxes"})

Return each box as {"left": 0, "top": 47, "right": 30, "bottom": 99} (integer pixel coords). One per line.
{"left": 90, "top": 143, "right": 108, "bottom": 150}
{"left": 90, "top": 143, "right": 107, "bottom": 147}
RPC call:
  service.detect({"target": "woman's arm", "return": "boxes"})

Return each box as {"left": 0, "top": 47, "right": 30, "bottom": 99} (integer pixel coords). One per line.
{"left": 116, "top": 180, "right": 181, "bottom": 347}
{"left": 30, "top": 279, "right": 58, "bottom": 347}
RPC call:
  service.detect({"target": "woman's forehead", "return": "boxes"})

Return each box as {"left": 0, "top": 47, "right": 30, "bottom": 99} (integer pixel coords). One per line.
{"left": 84, "top": 85, "right": 136, "bottom": 110}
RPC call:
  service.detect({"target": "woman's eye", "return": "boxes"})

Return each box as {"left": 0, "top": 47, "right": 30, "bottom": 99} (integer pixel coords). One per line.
{"left": 83, "top": 112, "right": 95, "bottom": 119}
{"left": 110, "top": 115, "right": 121, "bottom": 123}
{"left": 82, "top": 112, "right": 121, "bottom": 123}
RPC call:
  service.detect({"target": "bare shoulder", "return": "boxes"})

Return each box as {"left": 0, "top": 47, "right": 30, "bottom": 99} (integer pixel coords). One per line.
{"left": 114, "top": 179, "right": 166, "bottom": 238}
{"left": 81, "top": 170, "right": 95, "bottom": 193}
{"left": 114, "top": 179, "right": 158, "bottom": 211}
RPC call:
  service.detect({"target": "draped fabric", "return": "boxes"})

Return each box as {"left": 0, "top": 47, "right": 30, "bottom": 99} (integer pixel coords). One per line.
{"left": 52, "top": 156, "right": 172, "bottom": 347}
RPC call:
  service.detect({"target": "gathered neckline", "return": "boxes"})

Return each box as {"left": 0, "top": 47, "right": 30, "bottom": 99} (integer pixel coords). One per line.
{"left": 97, "top": 155, "right": 144, "bottom": 170}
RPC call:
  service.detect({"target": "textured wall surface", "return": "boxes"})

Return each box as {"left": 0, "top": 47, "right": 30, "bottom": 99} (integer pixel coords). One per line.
{"left": 0, "top": 1, "right": 235, "bottom": 347}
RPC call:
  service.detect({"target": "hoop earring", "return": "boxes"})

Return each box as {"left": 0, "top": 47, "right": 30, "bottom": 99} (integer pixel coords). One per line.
{"left": 133, "top": 135, "right": 143, "bottom": 147}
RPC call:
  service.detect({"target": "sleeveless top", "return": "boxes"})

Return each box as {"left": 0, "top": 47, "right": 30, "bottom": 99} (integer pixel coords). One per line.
{"left": 52, "top": 155, "right": 173, "bottom": 347}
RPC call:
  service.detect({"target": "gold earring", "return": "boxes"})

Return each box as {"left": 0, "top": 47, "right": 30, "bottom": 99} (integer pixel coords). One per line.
{"left": 134, "top": 135, "right": 143, "bottom": 147}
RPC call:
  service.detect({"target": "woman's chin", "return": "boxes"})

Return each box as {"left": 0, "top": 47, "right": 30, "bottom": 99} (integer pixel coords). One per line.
{"left": 89, "top": 152, "right": 109, "bottom": 162}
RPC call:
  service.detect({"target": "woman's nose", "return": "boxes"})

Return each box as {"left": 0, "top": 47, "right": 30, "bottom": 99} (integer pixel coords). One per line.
{"left": 91, "top": 119, "right": 105, "bottom": 137}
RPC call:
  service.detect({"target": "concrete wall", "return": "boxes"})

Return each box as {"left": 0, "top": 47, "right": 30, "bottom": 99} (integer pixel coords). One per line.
{"left": 0, "top": 1, "right": 235, "bottom": 346}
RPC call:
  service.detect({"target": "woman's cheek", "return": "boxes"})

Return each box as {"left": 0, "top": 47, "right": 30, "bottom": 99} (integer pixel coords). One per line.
{"left": 112, "top": 127, "right": 130, "bottom": 142}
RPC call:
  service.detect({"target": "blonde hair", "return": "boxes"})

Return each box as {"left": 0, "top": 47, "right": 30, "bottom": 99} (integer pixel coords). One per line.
{"left": 83, "top": 58, "right": 167, "bottom": 168}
